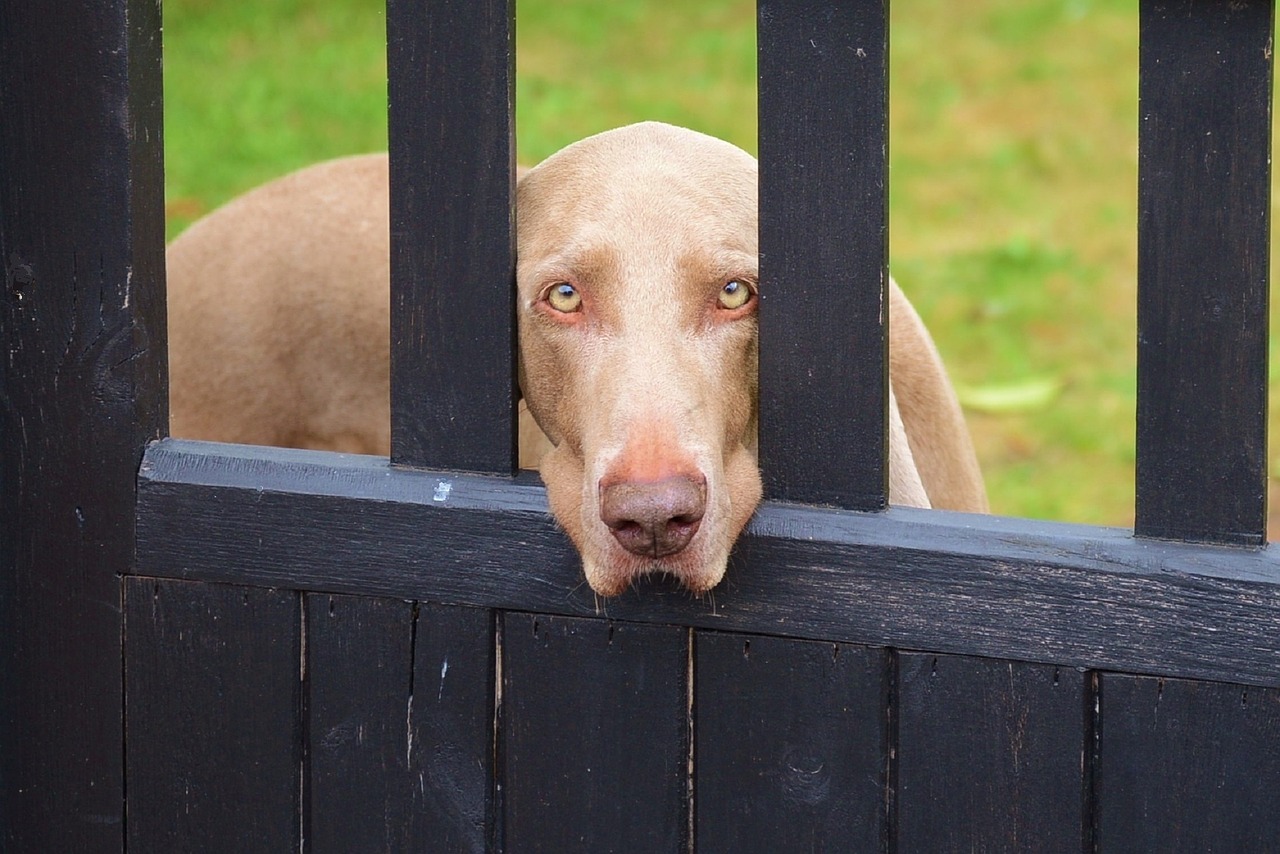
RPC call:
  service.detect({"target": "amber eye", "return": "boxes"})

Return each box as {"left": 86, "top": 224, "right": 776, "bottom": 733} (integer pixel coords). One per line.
{"left": 546, "top": 282, "right": 582, "bottom": 313}
{"left": 718, "top": 279, "right": 753, "bottom": 310}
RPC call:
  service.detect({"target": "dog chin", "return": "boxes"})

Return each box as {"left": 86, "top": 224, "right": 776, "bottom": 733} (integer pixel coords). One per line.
{"left": 581, "top": 539, "right": 732, "bottom": 598}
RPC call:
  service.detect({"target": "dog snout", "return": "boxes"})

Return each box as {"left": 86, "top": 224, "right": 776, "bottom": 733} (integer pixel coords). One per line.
{"left": 599, "top": 475, "right": 707, "bottom": 559}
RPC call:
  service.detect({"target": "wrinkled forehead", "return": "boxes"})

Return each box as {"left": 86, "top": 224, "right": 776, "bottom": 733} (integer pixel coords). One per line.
{"left": 516, "top": 130, "right": 759, "bottom": 276}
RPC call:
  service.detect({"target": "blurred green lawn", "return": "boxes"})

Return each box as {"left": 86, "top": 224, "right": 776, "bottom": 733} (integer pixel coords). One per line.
{"left": 163, "top": 0, "right": 1274, "bottom": 529}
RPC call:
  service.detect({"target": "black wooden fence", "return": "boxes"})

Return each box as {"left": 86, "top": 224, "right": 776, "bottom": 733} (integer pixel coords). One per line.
{"left": 3, "top": 0, "right": 1279, "bottom": 851}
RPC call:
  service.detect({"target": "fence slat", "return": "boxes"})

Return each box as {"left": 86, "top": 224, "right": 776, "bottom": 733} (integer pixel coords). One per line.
{"left": 757, "top": 0, "right": 889, "bottom": 510}
{"left": 125, "top": 580, "right": 300, "bottom": 851}
{"left": 306, "top": 593, "right": 414, "bottom": 853}
{"left": 896, "top": 653, "right": 1088, "bottom": 851}
{"left": 387, "top": 0, "right": 516, "bottom": 474}
{"left": 1135, "top": 0, "right": 1273, "bottom": 544}
{"left": 695, "top": 633, "right": 887, "bottom": 851}
{"left": 501, "top": 613, "right": 688, "bottom": 850}
{"left": 1097, "top": 673, "right": 1280, "bottom": 847}
{"left": 0, "top": 0, "right": 166, "bottom": 847}
{"left": 409, "top": 602, "right": 496, "bottom": 852}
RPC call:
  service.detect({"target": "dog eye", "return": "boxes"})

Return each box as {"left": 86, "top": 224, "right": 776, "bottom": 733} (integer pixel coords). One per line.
{"left": 718, "top": 279, "right": 753, "bottom": 310}
{"left": 546, "top": 282, "right": 582, "bottom": 313}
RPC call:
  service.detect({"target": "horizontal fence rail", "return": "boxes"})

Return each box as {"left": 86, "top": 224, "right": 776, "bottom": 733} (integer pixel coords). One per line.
{"left": 138, "top": 439, "right": 1280, "bottom": 689}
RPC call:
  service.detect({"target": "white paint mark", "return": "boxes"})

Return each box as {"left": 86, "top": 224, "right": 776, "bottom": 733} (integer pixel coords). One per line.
{"left": 432, "top": 480, "right": 452, "bottom": 502}
{"left": 438, "top": 658, "right": 449, "bottom": 701}
{"left": 856, "top": 47, "right": 867, "bottom": 58}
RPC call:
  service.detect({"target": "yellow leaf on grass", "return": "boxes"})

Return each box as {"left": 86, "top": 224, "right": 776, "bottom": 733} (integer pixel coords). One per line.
{"left": 956, "top": 377, "right": 1063, "bottom": 414}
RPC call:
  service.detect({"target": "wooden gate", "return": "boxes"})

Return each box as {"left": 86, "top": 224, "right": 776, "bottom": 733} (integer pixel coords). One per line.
{"left": 4, "top": 0, "right": 1280, "bottom": 850}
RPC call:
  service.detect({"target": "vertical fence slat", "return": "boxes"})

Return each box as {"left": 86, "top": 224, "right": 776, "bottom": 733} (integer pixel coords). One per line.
{"left": 307, "top": 594, "right": 414, "bottom": 853}
{"left": 125, "top": 580, "right": 300, "bottom": 851}
{"left": 409, "top": 602, "right": 496, "bottom": 852}
{"left": 896, "top": 654, "right": 1089, "bottom": 852}
{"left": 0, "top": 0, "right": 166, "bottom": 848}
{"left": 757, "top": 0, "right": 889, "bottom": 510}
{"left": 1097, "top": 674, "right": 1280, "bottom": 847}
{"left": 501, "top": 614, "right": 688, "bottom": 850}
{"left": 695, "top": 633, "right": 888, "bottom": 851}
{"left": 1135, "top": 0, "right": 1273, "bottom": 545}
{"left": 387, "top": 0, "right": 516, "bottom": 474}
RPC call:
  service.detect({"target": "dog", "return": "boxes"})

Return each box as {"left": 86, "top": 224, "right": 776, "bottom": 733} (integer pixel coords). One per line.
{"left": 167, "top": 121, "right": 986, "bottom": 597}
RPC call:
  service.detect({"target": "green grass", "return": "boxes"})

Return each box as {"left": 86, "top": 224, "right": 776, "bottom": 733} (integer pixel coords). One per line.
{"left": 164, "top": 0, "right": 1270, "bottom": 530}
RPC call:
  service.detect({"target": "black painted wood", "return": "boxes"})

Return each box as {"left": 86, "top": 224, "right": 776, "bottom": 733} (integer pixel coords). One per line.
{"left": 306, "top": 593, "right": 413, "bottom": 853}
{"left": 0, "top": 0, "right": 166, "bottom": 848}
{"left": 125, "top": 579, "right": 300, "bottom": 851}
{"left": 409, "top": 602, "right": 496, "bottom": 853}
{"left": 1097, "top": 673, "right": 1280, "bottom": 848}
{"left": 695, "top": 633, "right": 887, "bottom": 851}
{"left": 757, "top": 0, "right": 889, "bottom": 509}
{"left": 386, "top": 0, "right": 516, "bottom": 474}
{"left": 501, "top": 613, "right": 688, "bottom": 851}
{"left": 1135, "top": 0, "right": 1273, "bottom": 544}
{"left": 137, "top": 440, "right": 1280, "bottom": 688}
{"left": 897, "top": 653, "right": 1088, "bottom": 852}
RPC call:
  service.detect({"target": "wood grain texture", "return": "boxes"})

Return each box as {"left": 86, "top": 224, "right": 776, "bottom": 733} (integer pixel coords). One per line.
{"left": 1096, "top": 673, "right": 1280, "bottom": 848}
{"left": 409, "top": 602, "right": 496, "bottom": 853}
{"left": 501, "top": 613, "right": 688, "bottom": 851}
{"left": 137, "top": 440, "right": 1280, "bottom": 688}
{"left": 0, "top": 0, "right": 166, "bottom": 848}
{"left": 387, "top": 0, "right": 516, "bottom": 474}
{"left": 1136, "top": 0, "right": 1273, "bottom": 544}
{"left": 896, "top": 653, "right": 1088, "bottom": 852}
{"left": 758, "top": 0, "right": 889, "bottom": 510}
{"left": 306, "top": 593, "right": 414, "bottom": 853}
{"left": 695, "top": 633, "right": 887, "bottom": 851}
{"left": 125, "top": 579, "right": 300, "bottom": 852}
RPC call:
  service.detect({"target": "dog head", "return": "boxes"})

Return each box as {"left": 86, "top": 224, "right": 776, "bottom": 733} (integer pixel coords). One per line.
{"left": 517, "top": 122, "right": 762, "bottom": 596}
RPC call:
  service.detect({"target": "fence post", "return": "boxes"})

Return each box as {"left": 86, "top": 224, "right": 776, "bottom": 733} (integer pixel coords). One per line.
{"left": 0, "top": 0, "right": 167, "bottom": 848}
{"left": 1135, "top": 0, "right": 1273, "bottom": 545}
{"left": 387, "top": 0, "right": 517, "bottom": 475}
{"left": 758, "top": 0, "right": 890, "bottom": 510}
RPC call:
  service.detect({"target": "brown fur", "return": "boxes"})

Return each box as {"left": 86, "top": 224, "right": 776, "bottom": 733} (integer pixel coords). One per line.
{"left": 168, "top": 122, "right": 986, "bottom": 597}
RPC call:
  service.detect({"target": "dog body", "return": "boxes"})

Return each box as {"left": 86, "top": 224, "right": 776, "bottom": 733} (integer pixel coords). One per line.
{"left": 168, "top": 122, "right": 985, "bottom": 595}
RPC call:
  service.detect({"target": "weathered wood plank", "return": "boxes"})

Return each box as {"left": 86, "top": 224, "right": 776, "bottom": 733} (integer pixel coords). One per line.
{"left": 896, "top": 653, "right": 1088, "bottom": 851}
{"left": 387, "top": 0, "right": 516, "bottom": 473}
{"left": 125, "top": 579, "right": 300, "bottom": 851}
{"left": 757, "top": 0, "right": 889, "bottom": 509}
{"left": 501, "top": 613, "right": 688, "bottom": 851}
{"left": 306, "top": 593, "right": 414, "bottom": 853}
{"left": 1135, "top": 0, "right": 1273, "bottom": 544}
{"left": 695, "top": 633, "right": 887, "bottom": 851}
{"left": 1097, "top": 673, "right": 1280, "bottom": 848}
{"left": 408, "top": 602, "right": 496, "bottom": 853}
{"left": 0, "top": 0, "right": 165, "bottom": 848}
{"left": 137, "top": 440, "right": 1280, "bottom": 688}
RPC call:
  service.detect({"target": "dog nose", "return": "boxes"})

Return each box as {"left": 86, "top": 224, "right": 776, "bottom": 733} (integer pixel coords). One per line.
{"left": 600, "top": 475, "right": 706, "bottom": 559}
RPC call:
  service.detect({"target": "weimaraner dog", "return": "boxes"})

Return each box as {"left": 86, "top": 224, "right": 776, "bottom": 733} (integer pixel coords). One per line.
{"left": 168, "top": 121, "right": 986, "bottom": 597}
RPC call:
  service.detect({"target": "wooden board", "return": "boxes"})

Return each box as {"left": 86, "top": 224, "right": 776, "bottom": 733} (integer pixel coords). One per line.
{"left": 408, "top": 602, "right": 496, "bottom": 852}
{"left": 501, "top": 613, "right": 688, "bottom": 851}
{"left": 387, "top": 0, "right": 516, "bottom": 474}
{"left": 757, "top": 0, "right": 889, "bottom": 509}
{"left": 897, "top": 653, "right": 1088, "bottom": 851}
{"left": 1097, "top": 673, "right": 1280, "bottom": 848}
{"left": 0, "top": 0, "right": 166, "bottom": 848}
{"left": 695, "top": 632, "right": 888, "bottom": 851}
{"left": 1135, "top": 0, "right": 1273, "bottom": 544}
{"left": 306, "top": 593, "right": 414, "bottom": 852}
{"left": 138, "top": 440, "right": 1280, "bottom": 689}
{"left": 125, "top": 579, "right": 300, "bottom": 851}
